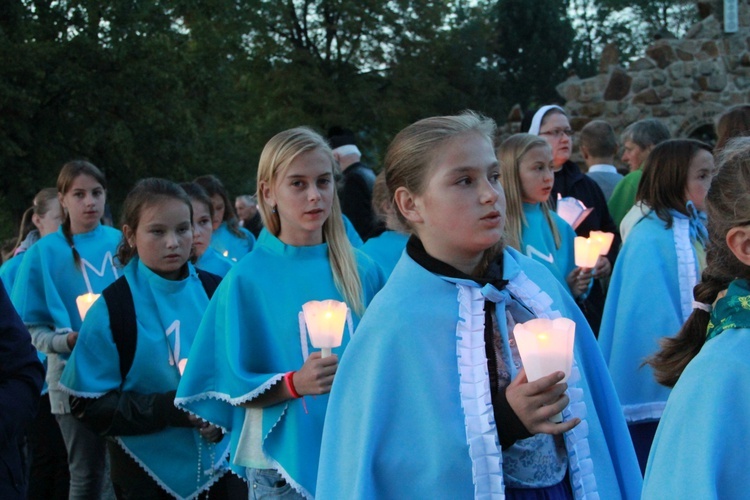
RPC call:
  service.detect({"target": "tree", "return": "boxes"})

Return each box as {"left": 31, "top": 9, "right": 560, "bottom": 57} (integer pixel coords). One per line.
{"left": 493, "top": 0, "right": 575, "bottom": 111}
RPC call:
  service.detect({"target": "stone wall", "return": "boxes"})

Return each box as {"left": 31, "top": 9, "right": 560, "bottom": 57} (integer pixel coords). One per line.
{"left": 502, "top": 1, "right": 750, "bottom": 145}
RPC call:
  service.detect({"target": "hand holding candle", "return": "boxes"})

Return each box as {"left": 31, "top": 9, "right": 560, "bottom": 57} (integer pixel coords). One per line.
{"left": 513, "top": 318, "right": 576, "bottom": 423}
{"left": 76, "top": 293, "right": 100, "bottom": 321}
{"left": 302, "top": 300, "right": 348, "bottom": 358}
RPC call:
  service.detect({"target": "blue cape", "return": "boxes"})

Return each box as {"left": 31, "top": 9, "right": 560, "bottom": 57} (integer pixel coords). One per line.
{"left": 521, "top": 202, "right": 576, "bottom": 295}
{"left": 210, "top": 222, "right": 255, "bottom": 262}
{"left": 0, "top": 252, "right": 23, "bottom": 297}
{"left": 175, "top": 230, "right": 385, "bottom": 498}
{"left": 359, "top": 230, "right": 408, "bottom": 278}
{"left": 342, "top": 214, "right": 363, "bottom": 248}
{"left": 317, "top": 248, "right": 642, "bottom": 499}
{"left": 598, "top": 211, "right": 700, "bottom": 423}
{"left": 11, "top": 225, "right": 121, "bottom": 409}
{"left": 60, "top": 259, "right": 230, "bottom": 499}
{"left": 643, "top": 328, "right": 750, "bottom": 498}
{"left": 195, "top": 247, "right": 234, "bottom": 277}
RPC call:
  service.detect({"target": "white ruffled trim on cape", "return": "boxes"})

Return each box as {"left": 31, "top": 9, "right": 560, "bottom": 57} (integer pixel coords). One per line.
{"left": 455, "top": 284, "right": 504, "bottom": 499}
{"left": 622, "top": 402, "right": 666, "bottom": 424}
{"left": 114, "top": 436, "right": 228, "bottom": 500}
{"left": 673, "top": 217, "right": 699, "bottom": 323}
{"left": 56, "top": 381, "right": 106, "bottom": 399}
{"left": 507, "top": 269, "right": 598, "bottom": 500}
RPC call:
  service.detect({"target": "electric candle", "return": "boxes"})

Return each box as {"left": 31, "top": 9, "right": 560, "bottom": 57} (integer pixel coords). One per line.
{"left": 302, "top": 300, "right": 348, "bottom": 358}
{"left": 574, "top": 236, "right": 602, "bottom": 269}
{"left": 76, "top": 293, "right": 100, "bottom": 321}
{"left": 513, "top": 318, "right": 576, "bottom": 423}
{"left": 589, "top": 231, "right": 615, "bottom": 256}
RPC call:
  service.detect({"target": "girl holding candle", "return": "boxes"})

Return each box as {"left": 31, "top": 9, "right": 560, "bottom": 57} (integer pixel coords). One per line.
{"left": 176, "top": 127, "right": 385, "bottom": 499}
{"left": 180, "top": 182, "right": 235, "bottom": 277}
{"left": 195, "top": 174, "right": 256, "bottom": 262}
{"left": 598, "top": 139, "right": 714, "bottom": 473}
{"left": 317, "top": 112, "right": 641, "bottom": 499}
{"left": 642, "top": 138, "right": 750, "bottom": 497}
{"left": 497, "top": 133, "right": 591, "bottom": 299}
{"left": 12, "top": 160, "right": 121, "bottom": 498}
{"left": 59, "top": 178, "right": 232, "bottom": 499}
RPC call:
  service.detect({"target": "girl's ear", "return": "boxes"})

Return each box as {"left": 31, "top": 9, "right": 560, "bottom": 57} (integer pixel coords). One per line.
{"left": 32, "top": 213, "right": 43, "bottom": 231}
{"left": 123, "top": 224, "right": 136, "bottom": 249}
{"left": 726, "top": 225, "right": 750, "bottom": 266}
{"left": 393, "top": 187, "right": 424, "bottom": 224}
{"left": 58, "top": 192, "right": 66, "bottom": 210}
{"left": 259, "top": 180, "right": 275, "bottom": 209}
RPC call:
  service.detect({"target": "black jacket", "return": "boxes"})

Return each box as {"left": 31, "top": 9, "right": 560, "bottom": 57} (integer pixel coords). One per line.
{"left": 339, "top": 162, "right": 377, "bottom": 241}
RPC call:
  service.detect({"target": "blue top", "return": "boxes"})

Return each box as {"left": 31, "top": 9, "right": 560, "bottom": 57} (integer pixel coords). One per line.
{"left": 175, "top": 230, "right": 385, "bottom": 498}
{"left": 60, "top": 259, "right": 230, "bottom": 499}
{"left": 598, "top": 211, "right": 702, "bottom": 424}
{"left": 520, "top": 202, "right": 576, "bottom": 295}
{"left": 317, "top": 247, "right": 642, "bottom": 499}
{"left": 643, "top": 327, "right": 750, "bottom": 498}
{"left": 195, "top": 247, "right": 234, "bottom": 278}
{"left": 342, "top": 214, "right": 364, "bottom": 248}
{"left": 12, "top": 224, "right": 122, "bottom": 414}
{"left": 210, "top": 222, "right": 255, "bottom": 262}
{"left": 359, "top": 230, "right": 409, "bottom": 278}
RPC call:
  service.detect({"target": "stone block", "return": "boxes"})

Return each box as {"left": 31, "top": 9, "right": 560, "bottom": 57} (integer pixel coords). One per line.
{"left": 631, "top": 76, "right": 650, "bottom": 93}
{"left": 669, "top": 61, "right": 686, "bottom": 80}
{"left": 701, "top": 41, "right": 720, "bottom": 58}
{"left": 742, "top": 52, "right": 750, "bottom": 67}
{"left": 656, "top": 86, "right": 673, "bottom": 99}
{"left": 698, "top": 60, "right": 715, "bottom": 75}
{"left": 676, "top": 48, "right": 695, "bottom": 61}
{"left": 672, "top": 88, "right": 691, "bottom": 103}
{"left": 507, "top": 104, "right": 523, "bottom": 122}
{"left": 736, "top": 75, "right": 750, "bottom": 89}
{"left": 632, "top": 88, "right": 662, "bottom": 105}
{"left": 603, "top": 68, "right": 632, "bottom": 101}
{"left": 599, "top": 43, "right": 620, "bottom": 74}
{"left": 652, "top": 106, "right": 671, "bottom": 117}
{"left": 629, "top": 57, "right": 656, "bottom": 71}
{"left": 652, "top": 70, "right": 667, "bottom": 86}
{"left": 580, "top": 102, "right": 605, "bottom": 116}
{"left": 707, "top": 72, "right": 728, "bottom": 91}
{"left": 647, "top": 43, "right": 678, "bottom": 69}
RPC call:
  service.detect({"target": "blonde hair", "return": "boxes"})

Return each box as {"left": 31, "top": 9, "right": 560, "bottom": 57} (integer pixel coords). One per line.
{"left": 257, "top": 127, "right": 364, "bottom": 315}
{"left": 497, "top": 133, "right": 561, "bottom": 251}
{"left": 383, "top": 111, "right": 501, "bottom": 272}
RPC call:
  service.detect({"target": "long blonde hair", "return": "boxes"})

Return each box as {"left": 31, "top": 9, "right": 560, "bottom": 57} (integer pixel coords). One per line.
{"left": 257, "top": 127, "right": 364, "bottom": 315}
{"left": 383, "top": 111, "right": 501, "bottom": 273}
{"left": 497, "top": 133, "right": 561, "bottom": 251}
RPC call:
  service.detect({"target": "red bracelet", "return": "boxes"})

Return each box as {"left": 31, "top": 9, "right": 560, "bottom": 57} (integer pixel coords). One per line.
{"left": 284, "top": 371, "right": 302, "bottom": 399}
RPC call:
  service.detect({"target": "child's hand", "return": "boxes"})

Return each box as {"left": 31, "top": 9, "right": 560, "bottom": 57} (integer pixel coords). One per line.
{"left": 506, "top": 368, "right": 580, "bottom": 435}
{"left": 292, "top": 352, "right": 338, "bottom": 396}
{"left": 566, "top": 267, "right": 592, "bottom": 298}
{"left": 66, "top": 331, "right": 79, "bottom": 349}
{"left": 594, "top": 255, "right": 612, "bottom": 279}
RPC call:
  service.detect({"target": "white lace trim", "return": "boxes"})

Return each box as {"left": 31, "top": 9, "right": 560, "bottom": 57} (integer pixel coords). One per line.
{"left": 506, "top": 270, "right": 598, "bottom": 500}
{"left": 114, "top": 437, "right": 227, "bottom": 500}
{"left": 673, "top": 217, "right": 699, "bottom": 323}
{"left": 455, "top": 284, "right": 504, "bottom": 499}
{"left": 56, "top": 381, "right": 106, "bottom": 399}
{"left": 622, "top": 402, "right": 666, "bottom": 423}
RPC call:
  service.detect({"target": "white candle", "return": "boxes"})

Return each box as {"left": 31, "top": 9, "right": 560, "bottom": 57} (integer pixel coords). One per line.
{"left": 302, "top": 300, "right": 348, "bottom": 358}
{"left": 513, "top": 318, "right": 576, "bottom": 423}
{"left": 76, "top": 293, "right": 100, "bottom": 321}
{"left": 574, "top": 236, "right": 602, "bottom": 269}
{"left": 589, "top": 231, "right": 614, "bottom": 256}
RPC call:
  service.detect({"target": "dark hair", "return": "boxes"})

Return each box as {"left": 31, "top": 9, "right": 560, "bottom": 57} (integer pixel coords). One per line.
{"left": 11, "top": 187, "right": 59, "bottom": 255}
{"left": 116, "top": 178, "right": 193, "bottom": 266}
{"left": 636, "top": 139, "right": 713, "bottom": 228}
{"left": 57, "top": 160, "right": 107, "bottom": 268}
{"left": 649, "top": 137, "right": 750, "bottom": 386}
{"left": 715, "top": 104, "right": 750, "bottom": 152}
{"left": 180, "top": 182, "right": 214, "bottom": 219}
{"left": 621, "top": 118, "right": 671, "bottom": 149}
{"left": 194, "top": 174, "right": 246, "bottom": 239}
{"left": 580, "top": 120, "right": 617, "bottom": 158}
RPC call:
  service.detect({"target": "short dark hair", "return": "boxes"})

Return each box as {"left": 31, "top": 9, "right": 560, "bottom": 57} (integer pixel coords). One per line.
{"left": 580, "top": 120, "right": 617, "bottom": 158}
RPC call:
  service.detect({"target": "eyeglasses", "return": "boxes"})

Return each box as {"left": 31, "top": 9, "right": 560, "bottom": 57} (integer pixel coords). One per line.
{"left": 540, "top": 128, "right": 574, "bottom": 138}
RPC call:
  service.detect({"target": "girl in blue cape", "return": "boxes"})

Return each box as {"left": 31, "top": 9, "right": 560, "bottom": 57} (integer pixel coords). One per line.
{"left": 12, "top": 160, "right": 121, "bottom": 498}
{"left": 195, "top": 174, "right": 256, "bottom": 262}
{"left": 0, "top": 188, "right": 62, "bottom": 295}
{"left": 642, "top": 138, "right": 750, "bottom": 498}
{"left": 497, "top": 133, "right": 591, "bottom": 300}
{"left": 317, "top": 112, "right": 641, "bottom": 499}
{"left": 60, "top": 178, "right": 231, "bottom": 499}
{"left": 359, "top": 172, "right": 408, "bottom": 278}
{"left": 598, "top": 139, "right": 715, "bottom": 472}
{"left": 175, "top": 127, "right": 385, "bottom": 499}
{"left": 181, "top": 182, "right": 235, "bottom": 278}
